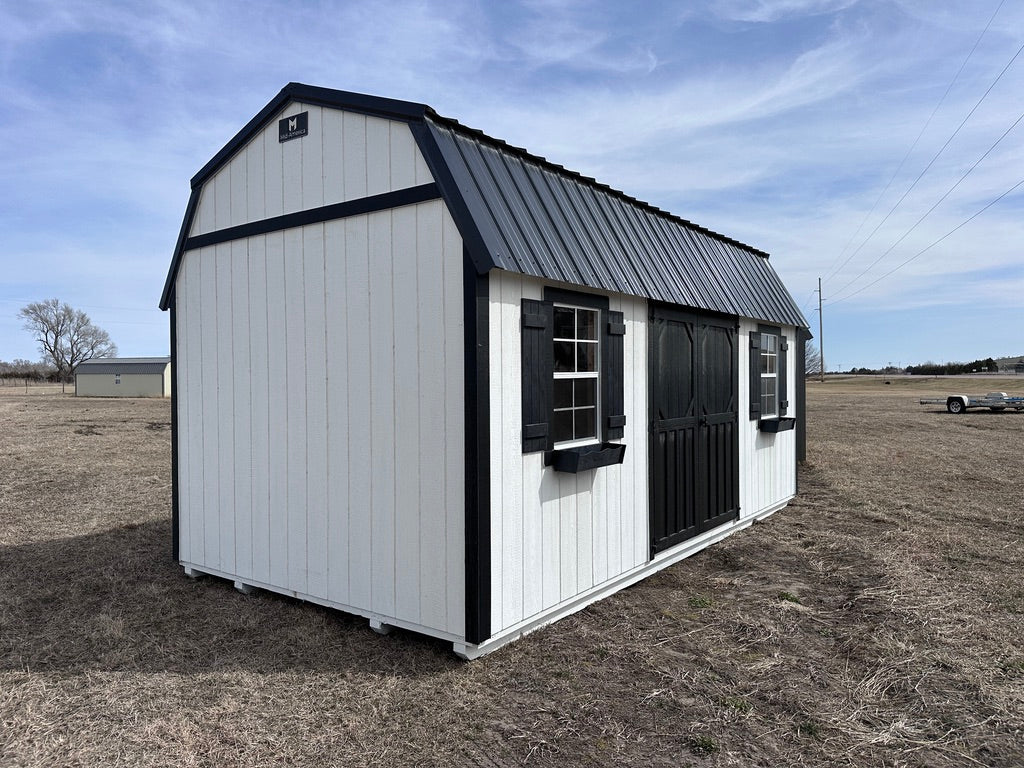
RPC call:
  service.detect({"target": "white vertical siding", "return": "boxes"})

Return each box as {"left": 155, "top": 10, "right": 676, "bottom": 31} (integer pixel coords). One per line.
{"left": 230, "top": 241, "right": 252, "bottom": 580}
{"left": 199, "top": 247, "right": 219, "bottom": 570}
{"left": 344, "top": 216, "right": 372, "bottom": 610}
{"left": 175, "top": 198, "right": 465, "bottom": 639}
{"left": 303, "top": 225, "right": 328, "bottom": 599}
{"left": 265, "top": 232, "right": 289, "bottom": 589}
{"left": 323, "top": 219, "right": 349, "bottom": 605}
{"left": 175, "top": 263, "right": 192, "bottom": 564}
{"left": 392, "top": 205, "right": 419, "bottom": 623}
{"left": 441, "top": 212, "right": 466, "bottom": 631}
{"left": 367, "top": 212, "right": 396, "bottom": 618}
{"left": 487, "top": 271, "right": 649, "bottom": 635}
{"left": 190, "top": 104, "right": 434, "bottom": 236}
{"left": 283, "top": 228, "right": 308, "bottom": 595}
{"left": 738, "top": 318, "right": 798, "bottom": 519}
{"left": 247, "top": 236, "right": 271, "bottom": 585}
{"left": 216, "top": 244, "right": 236, "bottom": 576}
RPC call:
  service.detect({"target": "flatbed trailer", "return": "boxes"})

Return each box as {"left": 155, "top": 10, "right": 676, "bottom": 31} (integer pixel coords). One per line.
{"left": 920, "top": 391, "right": 1024, "bottom": 414}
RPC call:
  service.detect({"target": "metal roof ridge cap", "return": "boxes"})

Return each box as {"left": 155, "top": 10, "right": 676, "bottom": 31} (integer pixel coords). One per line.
{"left": 284, "top": 82, "right": 430, "bottom": 121}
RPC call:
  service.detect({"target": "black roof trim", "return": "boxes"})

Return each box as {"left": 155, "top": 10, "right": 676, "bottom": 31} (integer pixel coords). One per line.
{"left": 159, "top": 187, "right": 199, "bottom": 310}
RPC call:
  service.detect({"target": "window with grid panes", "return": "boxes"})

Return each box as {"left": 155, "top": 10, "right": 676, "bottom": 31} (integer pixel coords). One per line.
{"left": 552, "top": 305, "right": 599, "bottom": 445}
{"left": 759, "top": 332, "right": 778, "bottom": 417}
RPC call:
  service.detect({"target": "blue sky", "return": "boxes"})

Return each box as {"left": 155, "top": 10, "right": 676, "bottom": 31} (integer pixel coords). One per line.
{"left": 1, "top": 0, "right": 1021, "bottom": 370}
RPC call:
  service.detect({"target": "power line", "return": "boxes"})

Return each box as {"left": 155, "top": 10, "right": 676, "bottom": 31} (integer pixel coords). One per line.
{"left": 823, "top": 32, "right": 1024, "bottom": 292}
{"left": 827, "top": 174, "right": 1024, "bottom": 306}
{"left": 827, "top": 106, "right": 1024, "bottom": 302}
{"left": 821, "top": 0, "right": 1006, "bottom": 286}
{"left": 799, "top": 287, "right": 819, "bottom": 314}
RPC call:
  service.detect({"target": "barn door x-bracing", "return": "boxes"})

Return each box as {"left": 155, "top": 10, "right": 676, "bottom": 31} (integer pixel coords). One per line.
{"left": 648, "top": 305, "right": 739, "bottom": 555}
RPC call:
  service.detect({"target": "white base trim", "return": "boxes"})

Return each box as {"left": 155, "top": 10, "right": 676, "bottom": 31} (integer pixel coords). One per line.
{"left": 457, "top": 496, "right": 793, "bottom": 659}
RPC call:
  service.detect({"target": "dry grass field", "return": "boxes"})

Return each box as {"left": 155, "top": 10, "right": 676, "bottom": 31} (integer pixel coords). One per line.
{"left": 1, "top": 378, "right": 1022, "bottom": 767}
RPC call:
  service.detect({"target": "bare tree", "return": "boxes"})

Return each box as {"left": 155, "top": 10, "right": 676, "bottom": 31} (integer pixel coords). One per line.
{"left": 805, "top": 340, "right": 822, "bottom": 377}
{"left": 18, "top": 299, "right": 117, "bottom": 382}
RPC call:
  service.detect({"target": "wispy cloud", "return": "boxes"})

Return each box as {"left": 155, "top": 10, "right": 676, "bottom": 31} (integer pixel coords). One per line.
{"left": 1, "top": 0, "right": 1021, "bottom": 367}
{"left": 712, "top": 0, "right": 860, "bottom": 23}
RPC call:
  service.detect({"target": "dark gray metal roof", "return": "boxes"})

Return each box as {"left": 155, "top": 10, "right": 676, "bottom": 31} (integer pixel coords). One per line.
{"left": 162, "top": 82, "right": 807, "bottom": 328}
{"left": 424, "top": 117, "right": 807, "bottom": 327}
{"left": 76, "top": 357, "right": 170, "bottom": 375}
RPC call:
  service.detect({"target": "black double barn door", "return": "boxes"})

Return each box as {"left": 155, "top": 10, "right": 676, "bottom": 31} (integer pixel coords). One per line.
{"left": 649, "top": 305, "right": 739, "bottom": 555}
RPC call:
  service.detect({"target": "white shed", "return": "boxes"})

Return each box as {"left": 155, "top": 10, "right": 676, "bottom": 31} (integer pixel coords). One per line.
{"left": 75, "top": 357, "right": 171, "bottom": 398}
{"left": 159, "top": 84, "right": 809, "bottom": 659}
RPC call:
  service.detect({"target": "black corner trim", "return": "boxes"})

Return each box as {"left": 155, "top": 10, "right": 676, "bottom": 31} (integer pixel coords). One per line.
{"left": 464, "top": 250, "right": 491, "bottom": 646}
{"left": 183, "top": 183, "right": 440, "bottom": 252}
{"left": 796, "top": 327, "right": 809, "bottom": 467}
{"left": 169, "top": 298, "right": 180, "bottom": 561}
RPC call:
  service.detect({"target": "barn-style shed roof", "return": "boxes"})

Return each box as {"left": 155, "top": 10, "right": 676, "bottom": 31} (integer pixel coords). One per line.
{"left": 77, "top": 357, "right": 170, "bottom": 375}
{"left": 161, "top": 83, "right": 807, "bottom": 328}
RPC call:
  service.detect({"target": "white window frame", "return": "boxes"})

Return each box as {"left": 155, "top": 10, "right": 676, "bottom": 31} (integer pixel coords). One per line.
{"left": 552, "top": 303, "right": 601, "bottom": 448}
{"left": 759, "top": 332, "right": 778, "bottom": 418}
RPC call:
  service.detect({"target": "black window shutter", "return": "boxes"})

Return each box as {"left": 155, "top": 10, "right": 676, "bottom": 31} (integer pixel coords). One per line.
{"left": 779, "top": 335, "right": 789, "bottom": 415}
{"left": 521, "top": 298, "right": 553, "bottom": 453}
{"left": 603, "top": 310, "right": 626, "bottom": 440}
{"left": 749, "top": 332, "right": 761, "bottom": 420}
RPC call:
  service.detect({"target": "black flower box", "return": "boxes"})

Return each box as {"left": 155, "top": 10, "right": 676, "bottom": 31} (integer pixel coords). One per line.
{"left": 545, "top": 442, "right": 626, "bottom": 473}
{"left": 759, "top": 417, "right": 796, "bottom": 433}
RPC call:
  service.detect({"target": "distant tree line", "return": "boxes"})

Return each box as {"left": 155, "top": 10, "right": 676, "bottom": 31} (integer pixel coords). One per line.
{"left": 835, "top": 358, "right": 1000, "bottom": 376}
{"left": 0, "top": 359, "right": 59, "bottom": 382}
{"left": 905, "top": 358, "right": 998, "bottom": 375}
{"left": 844, "top": 365, "right": 904, "bottom": 375}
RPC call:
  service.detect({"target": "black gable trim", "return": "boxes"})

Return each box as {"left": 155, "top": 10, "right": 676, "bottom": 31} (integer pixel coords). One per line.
{"left": 159, "top": 188, "right": 200, "bottom": 310}
{"left": 411, "top": 120, "right": 494, "bottom": 276}
{"left": 183, "top": 184, "right": 440, "bottom": 251}
{"left": 191, "top": 83, "right": 430, "bottom": 190}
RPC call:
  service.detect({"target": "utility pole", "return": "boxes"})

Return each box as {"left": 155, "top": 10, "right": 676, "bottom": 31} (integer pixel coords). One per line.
{"left": 818, "top": 277, "right": 825, "bottom": 382}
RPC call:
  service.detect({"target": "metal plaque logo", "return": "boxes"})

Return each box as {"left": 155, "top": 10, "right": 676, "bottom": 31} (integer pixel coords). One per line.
{"left": 279, "top": 111, "right": 308, "bottom": 142}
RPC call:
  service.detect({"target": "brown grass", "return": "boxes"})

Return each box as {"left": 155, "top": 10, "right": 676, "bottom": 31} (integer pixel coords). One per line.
{"left": 1, "top": 380, "right": 1022, "bottom": 767}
